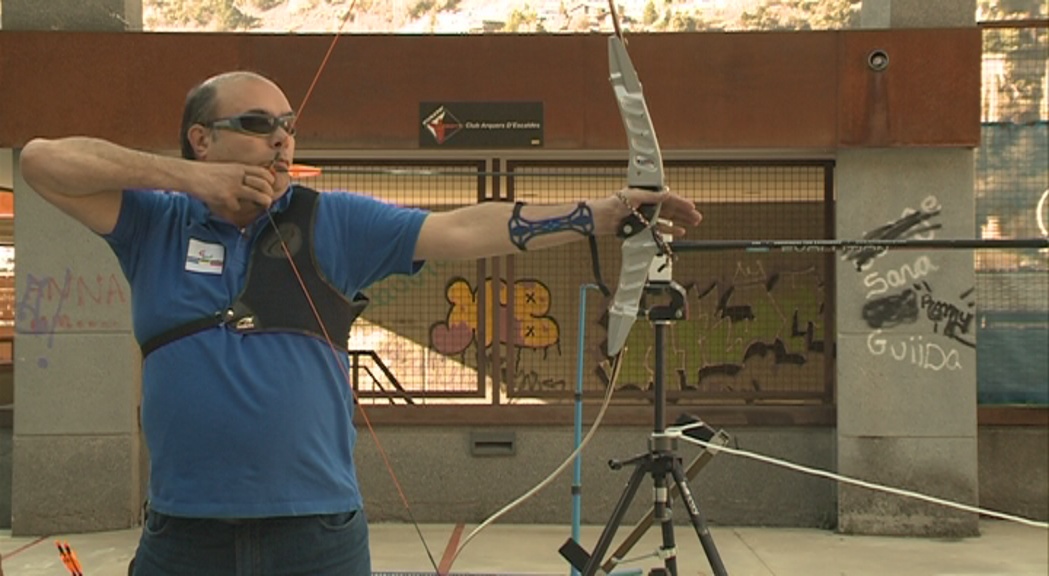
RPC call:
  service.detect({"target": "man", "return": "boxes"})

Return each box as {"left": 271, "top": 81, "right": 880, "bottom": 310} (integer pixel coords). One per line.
{"left": 20, "top": 71, "right": 702, "bottom": 576}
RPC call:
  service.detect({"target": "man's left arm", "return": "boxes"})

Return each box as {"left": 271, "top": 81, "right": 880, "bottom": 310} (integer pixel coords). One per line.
{"left": 413, "top": 187, "right": 702, "bottom": 262}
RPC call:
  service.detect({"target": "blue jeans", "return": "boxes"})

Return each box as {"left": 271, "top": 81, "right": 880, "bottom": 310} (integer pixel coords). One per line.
{"left": 131, "top": 508, "right": 370, "bottom": 576}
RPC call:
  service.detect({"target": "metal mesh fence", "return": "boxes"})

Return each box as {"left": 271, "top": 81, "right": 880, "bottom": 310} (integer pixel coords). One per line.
{"left": 976, "top": 20, "right": 1049, "bottom": 405}
{"left": 305, "top": 160, "right": 491, "bottom": 403}
{"left": 307, "top": 160, "right": 833, "bottom": 406}
{"left": 503, "top": 161, "right": 833, "bottom": 404}
{"left": 656, "top": 162, "right": 832, "bottom": 404}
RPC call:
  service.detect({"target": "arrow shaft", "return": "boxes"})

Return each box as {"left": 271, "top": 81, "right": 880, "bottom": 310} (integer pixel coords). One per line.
{"left": 671, "top": 238, "right": 1049, "bottom": 251}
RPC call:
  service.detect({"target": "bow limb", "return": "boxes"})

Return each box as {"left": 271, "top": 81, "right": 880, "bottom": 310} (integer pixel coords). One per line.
{"left": 604, "top": 23, "right": 666, "bottom": 357}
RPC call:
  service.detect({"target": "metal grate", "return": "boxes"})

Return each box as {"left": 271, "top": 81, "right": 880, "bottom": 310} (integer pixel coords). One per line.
{"left": 503, "top": 160, "right": 834, "bottom": 405}
{"left": 305, "top": 159, "right": 490, "bottom": 403}
{"left": 658, "top": 162, "right": 832, "bottom": 403}
{"left": 308, "top": 159, "right": 834, "bottom": 406}
{"left": 976, "top": 19, "right": 1049, "bottom": 405}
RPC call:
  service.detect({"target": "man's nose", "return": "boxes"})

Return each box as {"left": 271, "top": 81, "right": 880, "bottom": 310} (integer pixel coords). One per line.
{"left": 271, "top": 128, "right": 293, "bottom": 148}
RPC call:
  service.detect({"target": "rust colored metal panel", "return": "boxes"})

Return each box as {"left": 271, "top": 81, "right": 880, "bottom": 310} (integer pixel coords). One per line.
{"left": 978, "top": 406, "right": 1049, "bottom": 427}
{"left": 598, "top": 32, "right": 840, "bottom": 150}
{"left": 0, "top": 30, "right": 979, "bottom": 150}
{"left": 0, "top": 31, "right": 251, "bottom": 150}
{"left": 246, "top": 34, "right": 599, "bottom": 150}
{"left": 838, "top": 28, "right": 981, "bottom": 148}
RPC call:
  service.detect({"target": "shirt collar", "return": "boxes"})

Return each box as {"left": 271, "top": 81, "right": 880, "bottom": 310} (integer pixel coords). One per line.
{"left": 191, "top": 184, "right": 297, "bottom": 229}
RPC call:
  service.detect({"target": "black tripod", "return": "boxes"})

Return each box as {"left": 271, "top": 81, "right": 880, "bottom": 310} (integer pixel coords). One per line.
{"left": 559, "top": 280, "right": 729, "bottom": 576}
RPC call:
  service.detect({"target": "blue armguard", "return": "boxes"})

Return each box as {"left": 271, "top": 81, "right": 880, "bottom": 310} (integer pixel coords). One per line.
{"left": 508, "top": 201, "right": 595, "bottom": 251}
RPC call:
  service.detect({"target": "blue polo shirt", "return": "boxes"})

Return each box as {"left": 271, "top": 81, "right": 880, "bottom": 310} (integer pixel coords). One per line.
{"left": 104, "top": 185, "right": 427, "bottom": 518}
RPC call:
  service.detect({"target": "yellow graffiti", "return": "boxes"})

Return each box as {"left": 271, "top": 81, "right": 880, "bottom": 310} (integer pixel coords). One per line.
{"left": 438, "top": 277, "right": 559, "bottom": 352}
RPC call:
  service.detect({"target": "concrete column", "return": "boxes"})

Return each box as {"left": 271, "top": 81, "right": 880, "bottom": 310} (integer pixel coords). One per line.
{"left": 835, "top": 0, "right": 980, "bottom": 537}
{"left": 11, "top": 152, "right": 144, "bottom": 534}
{"left": 860, "top": 0, "right": 976, "bottom": 28}
{"left": 6, "top": 0, "right": 144, "bottom": 535}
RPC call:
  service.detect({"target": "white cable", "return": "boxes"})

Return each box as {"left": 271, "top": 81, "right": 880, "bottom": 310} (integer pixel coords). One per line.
{"left": 670, "top": 424, "right": 1049, "bottom": 530}
{"left": 447, "top": 354, "right": 625, "bottom": 566}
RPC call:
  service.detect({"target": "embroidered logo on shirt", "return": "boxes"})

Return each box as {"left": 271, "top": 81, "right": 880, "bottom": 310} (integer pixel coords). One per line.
{"left": 185, "top": 238, "right": 225, "bottom": 274}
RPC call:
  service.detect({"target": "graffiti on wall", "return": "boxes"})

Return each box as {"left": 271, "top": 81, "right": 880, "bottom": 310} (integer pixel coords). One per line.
{"left": 17, "top": 269, "right": 129, "bottom": 367}
{"left": 430, "top": 276, "right": 566, "bottom": 390}
{"left": 692, "top": 261, "right": 824, "bottom": 377}
{"left": 863, "top": 282, "right": 976, "bottom": 347}
{"left": 853, "top": 195, "right": 974, "bottom": 372}
{"left": 605, "top": 259, "right": 827, "bottom": 393}
{"left": 18, "top": 270, "right": 127, "bottom": 333}
{"left": 430, "top": 276, "right": 561, "bottom": 353}
{"left": 865, "top": 330, "right": 963, "bottom": 371}
{"left": 844, "top": 195, "right": 942, "bottom": 271}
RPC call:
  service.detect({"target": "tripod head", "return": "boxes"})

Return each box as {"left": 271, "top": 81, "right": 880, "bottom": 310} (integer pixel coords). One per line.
{"left": 641, "top": 280, "right": 688, "bottom": 322}
{"left": 638, "top": 224, "right": 686, "bottom": 322}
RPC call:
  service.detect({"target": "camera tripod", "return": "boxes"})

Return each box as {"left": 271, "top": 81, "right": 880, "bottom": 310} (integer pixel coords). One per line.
{"left": 559, "top": 280, "right": 730, "bottom": 576}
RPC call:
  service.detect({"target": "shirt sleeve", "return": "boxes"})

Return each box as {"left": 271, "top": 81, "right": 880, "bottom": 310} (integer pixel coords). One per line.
{"left": 313, "top": 191, "right": 430, "bottom": 295}
{"left": 102, "top": 189, "right": 166, "bottom": 280}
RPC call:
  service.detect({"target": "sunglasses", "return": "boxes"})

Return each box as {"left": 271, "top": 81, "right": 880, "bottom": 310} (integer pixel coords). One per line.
{"left": 207, "top": 113, "right": 297, "bottom": 136}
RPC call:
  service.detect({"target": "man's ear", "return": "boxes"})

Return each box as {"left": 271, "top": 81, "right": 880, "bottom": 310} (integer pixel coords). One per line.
{"left": 186, "top": 124, "right": 212, "bottom": 160}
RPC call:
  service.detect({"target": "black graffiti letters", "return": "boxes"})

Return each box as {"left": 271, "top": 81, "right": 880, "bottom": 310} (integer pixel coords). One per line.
{"left": 920, "top": 291, "right": 975, "bottom": 348}
{"left": 846, "top": 196, "right": 943, "bottom": 271}
{"left": 862, "top": 289, "right": 918, "bottom": 328}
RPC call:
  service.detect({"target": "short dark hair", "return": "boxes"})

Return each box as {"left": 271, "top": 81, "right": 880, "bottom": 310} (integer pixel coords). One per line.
{"left": 179, "top": 71, "right": 272, "bottom": 160}
{"left": 179, "top": 81, "right": 220, "bottom": 160}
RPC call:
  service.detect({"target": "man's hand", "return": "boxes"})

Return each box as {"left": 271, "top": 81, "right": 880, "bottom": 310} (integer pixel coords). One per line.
{"left": 189, "top": 163, "right": 281, "bottom": 218}
{"left": 596, "top": 187, "right": 703, "bottom": 237}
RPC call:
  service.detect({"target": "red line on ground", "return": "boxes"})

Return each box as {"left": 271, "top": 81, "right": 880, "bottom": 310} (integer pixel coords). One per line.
{"left": 438, "top": 522, "right": 465, "bottom": 575}
{"left": 3, "top": 534, "right": 50, "bottom": 559}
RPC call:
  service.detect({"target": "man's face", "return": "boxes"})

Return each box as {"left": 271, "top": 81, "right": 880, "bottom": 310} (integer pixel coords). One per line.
{"left": 198, "top": 76, "right": 296, "bottom": 197}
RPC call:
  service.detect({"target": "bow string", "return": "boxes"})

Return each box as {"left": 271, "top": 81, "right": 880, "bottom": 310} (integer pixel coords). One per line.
{"left": 264, "top": 1, "right": 441, "bottom": 572}
{"left": 269, "top": 1, "right": 666, "bottom": 572}
{"left": 442, "top": 1, "right": 666, "bottom": 569}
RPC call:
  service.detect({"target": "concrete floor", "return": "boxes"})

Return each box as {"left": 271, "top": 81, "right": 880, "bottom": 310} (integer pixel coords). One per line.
{"left": 1, "top": 520, "right": 1046, "bottom": 575}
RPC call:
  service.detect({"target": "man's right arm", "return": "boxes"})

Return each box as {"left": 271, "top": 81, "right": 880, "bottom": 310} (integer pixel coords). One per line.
{"left": 19, "top": 137, "right": 202, "bottom": 235}
{"left": 19, "top": 137, "right": 277, "bottom": 235}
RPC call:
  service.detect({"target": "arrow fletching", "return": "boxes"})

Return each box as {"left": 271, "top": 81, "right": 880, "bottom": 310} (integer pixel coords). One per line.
{"left": 287, "top": 164, "right": 322, "bottom": 179}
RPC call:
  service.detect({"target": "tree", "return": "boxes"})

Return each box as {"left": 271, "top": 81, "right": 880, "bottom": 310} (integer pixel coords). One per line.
{"left": 980, "top": 0, "right": 1048, "bottom": 124}
{"left": 251, "top": 0, "right": 282, "bottom": 10}
{"left": 643, "top": 1, "right": 658, "bottom": 26}
{"left": 147, "top": 0, "right": 259, "bottom": 30}
{"left": 504, "top": 5, "right": 538, "bottom": 32}
{"left": 668, "top": 12, "right": 698, "bottom": 32}
{"left": 739, "top": 0, "right": 858, "bottom": 31}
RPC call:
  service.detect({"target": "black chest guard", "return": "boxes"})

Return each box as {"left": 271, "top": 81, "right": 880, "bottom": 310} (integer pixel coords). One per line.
{"left": 140, "top": 187, "right": 367, "bottom": 358}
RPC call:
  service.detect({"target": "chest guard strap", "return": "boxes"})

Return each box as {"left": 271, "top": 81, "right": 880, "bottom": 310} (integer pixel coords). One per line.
{"left": 141, "top": 188, "right": 366, "bottom": 358}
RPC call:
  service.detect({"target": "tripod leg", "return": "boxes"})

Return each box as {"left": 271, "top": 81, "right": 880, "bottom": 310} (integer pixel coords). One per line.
{"left": 654, "top": 458, "right": 679, "bottom": 576}
{"left": 670, "top": 459, "right": 728, "bottom": 576}
{"left": 601, "top": 507, "right": 654, "bottom": 574}
{"left": 581, "top": 458, "right": 651, "bottom": 576}
{"left": 601, "top": 438, "right": 724, "bottom": 573}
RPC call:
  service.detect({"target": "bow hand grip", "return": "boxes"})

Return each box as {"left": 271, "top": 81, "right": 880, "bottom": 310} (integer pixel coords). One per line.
{"left": 616, "top": 202, "right": 659, "bottom": 239}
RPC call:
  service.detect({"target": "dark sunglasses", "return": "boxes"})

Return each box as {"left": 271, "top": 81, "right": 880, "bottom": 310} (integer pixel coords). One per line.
{"left": 207, "top": 113, "right": 297, "bottom": 136}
